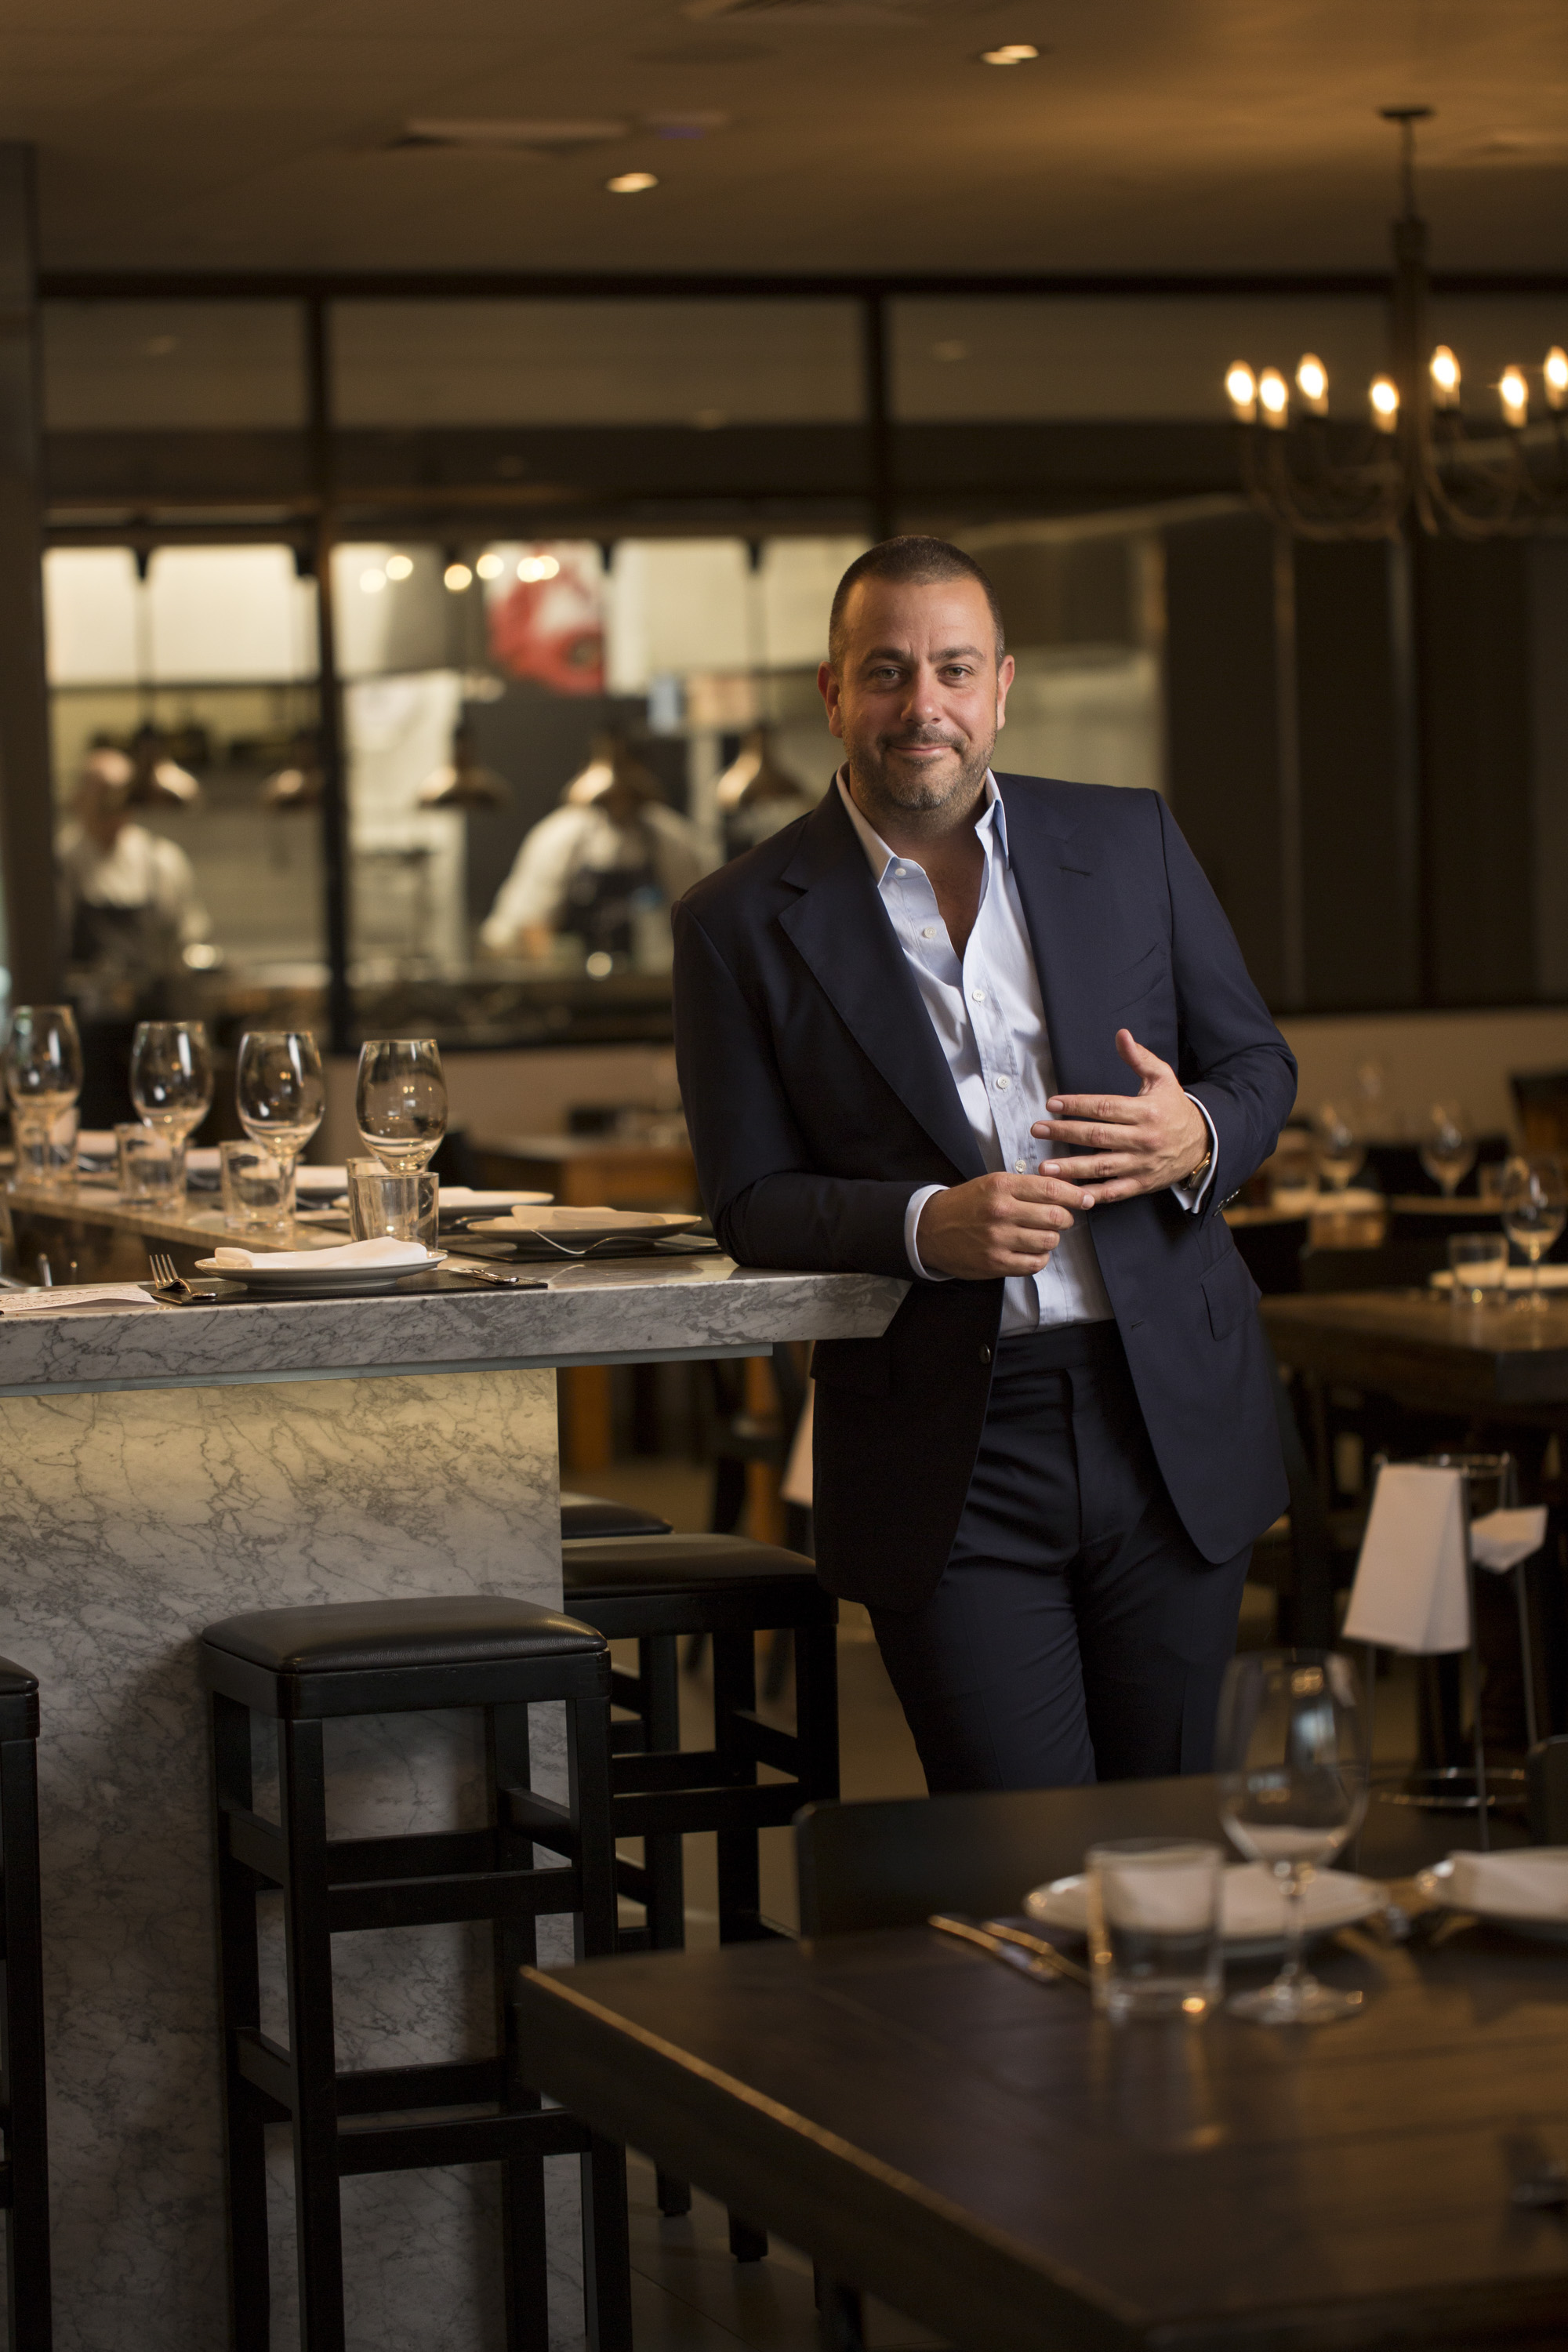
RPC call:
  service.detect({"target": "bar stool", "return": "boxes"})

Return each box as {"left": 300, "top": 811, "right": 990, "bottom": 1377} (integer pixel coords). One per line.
{"left": 201, "top": 1593, "right": 630, "bottom": 2352}
{"left": 0, "top": 1661, "right": 50, "bottom": 2352}
{"left": 560, "top": 1493, "right": 672, "bottom": 1541}
{"left": 558, "top": 1531, "right": 840, "bottom": 2252}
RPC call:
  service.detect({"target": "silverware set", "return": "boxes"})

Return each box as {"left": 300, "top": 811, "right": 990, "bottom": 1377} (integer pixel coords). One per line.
{"left": 927, "top": 1912, "right": 1092, "bottom": 1988}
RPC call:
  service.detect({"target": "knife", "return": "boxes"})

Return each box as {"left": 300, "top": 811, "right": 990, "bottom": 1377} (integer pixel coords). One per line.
{"left": 927, "top": 1912, "right": 1090, "bottom": 1989}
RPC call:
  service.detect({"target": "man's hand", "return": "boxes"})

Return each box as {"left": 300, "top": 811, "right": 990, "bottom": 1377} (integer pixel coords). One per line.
{"left": 916, "top": 1171, "right": 1091, "bottom": 1280}
{"left": 1031, "top": 1031, "right": 1209, "bottom": 1203}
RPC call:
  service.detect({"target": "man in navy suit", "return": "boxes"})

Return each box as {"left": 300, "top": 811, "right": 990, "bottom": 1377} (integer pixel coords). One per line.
{"left": 672, "top": 538, "right": 1296, "bottom": 1791}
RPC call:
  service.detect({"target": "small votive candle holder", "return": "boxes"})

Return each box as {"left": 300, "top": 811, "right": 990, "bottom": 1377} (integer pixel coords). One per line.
{"left": 116, "top": 1123, "right": 186, "bottom": 1209}
{"left": 347, "top": 1160, "right": 437, "bottom": 1250}
{"left": 1448, "top": 1232, "right": 1508, "bottom": 1307}
{"left": 220, "top": 1139, "right": 295, "bottom": 1230}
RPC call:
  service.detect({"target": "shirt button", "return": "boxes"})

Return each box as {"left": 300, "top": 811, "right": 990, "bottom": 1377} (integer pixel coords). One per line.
{"left": 993, "top": 1075, "right": 1010, "bottom": 1091}
{"left": 978, "top": 1345, "right": 992, "bottom": 1365}
{"left": 971, "top": 988, "right": 985, "bottom": 1003}
{"left": 1014, "top": 1160, "right": 1028, "bottom": 1172}
{"left": 920, "top": 925, "right": 937, "bottom": 940}
{"left": 893, "top": 866, "right": 908, "bottom": 878}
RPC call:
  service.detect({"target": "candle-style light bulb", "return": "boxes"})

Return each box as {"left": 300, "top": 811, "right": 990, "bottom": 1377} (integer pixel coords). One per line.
{"left": 1544, "top": 347, "right": 1568, "bottom": 412}
{"left": 1295, "top": 354, "right": 1328, "bottom": 416}
{"left": 1429, "top": 345, "right": 1461, "bottom": 410}
{"left": 1258, "top": 368, "right": 1290, "bottom": 429}
{"left": 1369, "top": 376, "right": 1399, "bottom": 432}
{"left": 1225, "top": 362, "right": 1258, "bottom": 423}
{"left": 1499, "top": 366, "right": 1529, "bottom": 429}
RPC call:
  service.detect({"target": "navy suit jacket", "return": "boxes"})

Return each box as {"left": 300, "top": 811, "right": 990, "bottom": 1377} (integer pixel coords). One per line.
{"left": 671, "top": 773, "right": 1297, "bottom": 1610}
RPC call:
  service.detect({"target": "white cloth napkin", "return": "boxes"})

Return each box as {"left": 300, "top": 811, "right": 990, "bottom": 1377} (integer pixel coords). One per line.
{"left": 1343, "top": 1464, "right": 1469, "bottom": 1653}
{"left": 1469, "top": 1507, "right": 1548, "bottom": 1573}
{"left": 1446, "top": 1849, "right": 1568, "bottom": 1918}
{"left": 0, "top": 1283, "right": 163, "bottom": 1316}
{"left": 209, "top": 1239, "right": 428, "bottom": 1272}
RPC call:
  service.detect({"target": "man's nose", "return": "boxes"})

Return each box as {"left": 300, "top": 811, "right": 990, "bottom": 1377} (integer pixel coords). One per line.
{"left": 899, "top": 664, "right": 945, "bottom": 721}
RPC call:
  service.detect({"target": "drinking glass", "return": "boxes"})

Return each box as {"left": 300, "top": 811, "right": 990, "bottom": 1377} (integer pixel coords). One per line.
{"left": 1499, "top": 1153, "right": 1568, "bottom": 1315}
{"left": 1215, "top": 1649, "right": 1368, "bottom": 2027}
{"left": 1419, "top": 1102, "right": 1476, "bottom": 1198}
{"left": 1312, "top": 1105, "right": 1364, "bottom": 1193}
{"left": 1447, "top": 1232, "right": 1508, "bottom": 1307}
{"left": 116, "top": 1123, "right": 186, "bottom": 1209}
{"left": 1084, "top": 1839, "right": 1223, "bottom": 2021}
{"left": 220, "top": 1139, "right": 295, "bottom": 1231}
{"left": 347, "top": 1160, "right": 438, "bottom": 1250}
{"left": 354, "top": 1038, "right": 447, "bottom": 1171}
{"left": 130, "top": 1020, "right": 213, "bottom": 1145}
{"left": 235, "top": 1032, "right": 325, "bottom": 1179}
{"left": 5, "top": 1007, "right": 83, "bottom": 1189}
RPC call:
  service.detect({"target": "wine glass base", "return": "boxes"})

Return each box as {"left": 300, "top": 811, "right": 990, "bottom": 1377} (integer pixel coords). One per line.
{"left": 1229, "top": 1976, "right": 1363, "bottom": 2027}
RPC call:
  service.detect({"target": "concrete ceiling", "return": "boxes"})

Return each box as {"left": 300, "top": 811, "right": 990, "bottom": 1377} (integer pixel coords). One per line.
{"left": 5, "top": 0, "right": 1567, "bottom": 276}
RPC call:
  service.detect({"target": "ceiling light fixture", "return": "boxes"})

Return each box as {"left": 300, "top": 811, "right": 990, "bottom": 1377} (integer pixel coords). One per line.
{"left": 398, "top": 118, "right": 628, "bottom": 151}
{"left": 516, "top": 554, "right": 561, "bottom": 582}
{"left": 359, "top": 568, "right": 387, "bottom": 594}
{"left": 607, "top": 171, "right": 659, "bottom": 194}
{"left": 444, "top": 562, "right": 473, "bottom": 592}
{"left": 475, "top": 553, "right": 504, "bottom": 579}
{"left": 384, "top": 553, "right": 414, "bottom": 581}
{"left": 1224, "top": 108, "right": 1568, "bottom": 539}
{"left": 979, "top": 43, "right": 1039, "bottom": 64}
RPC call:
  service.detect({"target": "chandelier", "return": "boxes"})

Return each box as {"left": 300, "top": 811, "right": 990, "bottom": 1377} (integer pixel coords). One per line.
{"left": 1225, "top": 109, "right": 1567, "bottom": 541}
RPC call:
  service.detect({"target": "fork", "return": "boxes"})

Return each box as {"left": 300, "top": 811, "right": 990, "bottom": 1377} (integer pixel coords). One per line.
{"left": 147, "top": 1252, "right": 197, "bottom": 1301}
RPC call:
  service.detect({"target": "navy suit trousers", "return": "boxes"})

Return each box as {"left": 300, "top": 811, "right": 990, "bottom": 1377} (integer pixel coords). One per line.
{"left": 868, "top": 1322, "right": 1252, "bottom": 1794}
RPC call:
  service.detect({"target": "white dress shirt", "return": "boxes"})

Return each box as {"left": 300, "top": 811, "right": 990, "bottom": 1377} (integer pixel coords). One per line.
{"left": 837, "top": 770, "right": 1217, "bottom": 1335}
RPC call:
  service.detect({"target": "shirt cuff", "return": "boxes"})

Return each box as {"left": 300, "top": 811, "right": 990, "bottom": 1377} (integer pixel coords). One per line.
{"left": 904, "top": 1184, "right": 951, "bottom": 1280}
{"left": 1171, "top": 1096, "right": 1219, "bottom": 1214}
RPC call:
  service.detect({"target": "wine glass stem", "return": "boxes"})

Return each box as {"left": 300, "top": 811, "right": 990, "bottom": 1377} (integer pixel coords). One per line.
{"left": 1533, "top": 1246, "right": 1544, "bottom": 1308}
{"left": 1278, "top": 1867, "right": 1306, "bottom": 1989}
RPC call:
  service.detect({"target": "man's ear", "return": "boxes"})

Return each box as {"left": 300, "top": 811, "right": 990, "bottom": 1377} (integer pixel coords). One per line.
{"left": 818, "top": 659, "right": 845, "bottom": 741}
{"left": 994, "top": 650, "right": 1016, "bottom": 732}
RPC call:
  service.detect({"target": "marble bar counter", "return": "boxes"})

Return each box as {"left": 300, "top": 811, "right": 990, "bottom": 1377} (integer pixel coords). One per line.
{"left": 0, "top": 1237, "right": 905, "bottom": 2351}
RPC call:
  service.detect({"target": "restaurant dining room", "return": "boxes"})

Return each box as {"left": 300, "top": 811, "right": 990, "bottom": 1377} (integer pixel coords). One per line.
{"left": 4, "top": 5, "right": 1568, "bottom": 2350}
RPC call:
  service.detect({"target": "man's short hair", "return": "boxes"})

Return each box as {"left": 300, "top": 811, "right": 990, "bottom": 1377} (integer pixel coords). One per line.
{"left": 827, "top": 536, "right": 1005, "bottom": 671}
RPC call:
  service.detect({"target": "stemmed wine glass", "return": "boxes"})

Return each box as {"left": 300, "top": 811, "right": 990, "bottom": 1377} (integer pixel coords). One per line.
{"left": 1419, "top": 1103, "right": 1476, "bottom": 1199}
{"left": 1500, "top": 1153, "right": 1568, "bottom": 1315}
{"left": 1214, "top": 1649, "right": 1368, "bottom": 2027}
{"left": 235, "top": 1032, "right": 325, "bottom": 1186}
{"left": 4, "top": 1004, "right": 84, "bottom": 1187}
{"left": 354, "top": 1038, "right": 447, "bottom": 1171}
{"left": 131, "top": 1021, "right": 213, "bottom": 1147}
{"left": 1312, "top": 1105, "right": 1364, "bottom": 1194}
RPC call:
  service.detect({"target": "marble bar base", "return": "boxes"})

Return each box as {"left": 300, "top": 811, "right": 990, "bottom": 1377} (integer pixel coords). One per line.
{"left": 0, "top": 1366, "right": 581, "bottom": 2352}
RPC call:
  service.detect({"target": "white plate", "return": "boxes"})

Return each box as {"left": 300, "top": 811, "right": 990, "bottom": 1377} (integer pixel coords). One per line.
{"left": 470, "top": 1207, "right": 702, "bottom": 1242}
{"left": 1430, "top": 1264, "right": 1568, "bottom": 1293}
{"left": 294, "top": 1165, "right": 352, "bottom": 1196}
{"left": 194, "top": 1250, "right": 444, "bottom": 1294}
{"left": 1024, "top": 1862, "right": 1385, "bottom": 1960}
{"left": 437, "top": 1189, "right": 553, "bottom": 1225}
{"left": 1414, "top": 1856, "right": 1568, "bottom": 1943}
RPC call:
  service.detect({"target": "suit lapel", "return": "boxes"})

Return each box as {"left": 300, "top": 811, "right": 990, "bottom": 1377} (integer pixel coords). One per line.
{"left": 993, "top": 773, "right": 1105, "bottom": 1095}
{"left": 779, "top": 788, "right": 985, "bottom": 1181}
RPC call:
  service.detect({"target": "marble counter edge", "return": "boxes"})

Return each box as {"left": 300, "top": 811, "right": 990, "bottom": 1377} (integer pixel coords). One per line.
{"left": 0, "top": 1262, "right": 908, "bottom": 1397}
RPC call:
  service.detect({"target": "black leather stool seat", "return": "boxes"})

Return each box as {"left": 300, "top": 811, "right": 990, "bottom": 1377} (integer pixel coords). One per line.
{"left": 205, "top": 1595, "right": 604, "bottom": 1676}
{"left": 0, "top": 1658, "right": 39, "bottom": 1743}
{"left": 560, "top": 1493, "right": 673, "bottom": 1541}
{"left": 562, "top": 1534, "right": 827, "bottom": 1639}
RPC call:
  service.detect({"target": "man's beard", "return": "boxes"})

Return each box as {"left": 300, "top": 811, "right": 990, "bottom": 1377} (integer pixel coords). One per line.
{"left": 848, "top": 726, "right": 995, "bottom": 815}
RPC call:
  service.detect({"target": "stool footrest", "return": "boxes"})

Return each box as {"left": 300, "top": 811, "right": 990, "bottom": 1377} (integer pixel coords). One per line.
{"left": 328, "top": 1864, "right": 580, "bottom": 1934}
{"left": 504, "top": 1788, "right": 576, "bottom": 1853}
{"left": 339, "top": 2107, "right": 589, "bottom": 2176}
{"left": 611, "top": 1784, "right": 804, "bottom": 1838}
{"left": 336, "top": 2057, "right": 506, "bottom": 2116}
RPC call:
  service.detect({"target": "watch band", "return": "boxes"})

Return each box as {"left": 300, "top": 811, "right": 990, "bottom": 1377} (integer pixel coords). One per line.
{"left": 1181, "top": 1149, "right": 1213, "bottom": 1189}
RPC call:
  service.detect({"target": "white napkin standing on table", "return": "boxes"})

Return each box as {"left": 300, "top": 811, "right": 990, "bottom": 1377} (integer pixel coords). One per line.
{"left": 209, "top": 1238, "right": 429, "bottom": 1272}
{"left": 1469, "top": 1507, "right": 1548, "bottom": 1573}
{"left": 1344, "top": 1464, "right": 1469, "bottom": 1653}
{"left": 1446, "top": 1849, "right": 1568, "bottom": 1918}
{"left": 0, "top": 1284, "right": 163, "bottom": 1315}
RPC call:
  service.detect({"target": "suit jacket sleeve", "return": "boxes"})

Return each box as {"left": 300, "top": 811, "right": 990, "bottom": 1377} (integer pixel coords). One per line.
{"left": 672, "top": 896, "right": 917, "bottom": 1277}
{"left": 1158, "top": 792, "right": 1298, "bottom": 1208}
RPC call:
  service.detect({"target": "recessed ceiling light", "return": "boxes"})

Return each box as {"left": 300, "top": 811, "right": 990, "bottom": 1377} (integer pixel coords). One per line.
{"left": 476, "top": 553, "right": 504, "bottom": 579}
{"left": 384, "top": 553, "right": 414, "bottom": 580}
{"left": 979, "top": 43, "right": 1040, "bottom": 64}
{"left": 444, "top": 563, "right": 473, "bottom": 592}
{"left": 607, "top": 171, "right": 659, "bottom": 194}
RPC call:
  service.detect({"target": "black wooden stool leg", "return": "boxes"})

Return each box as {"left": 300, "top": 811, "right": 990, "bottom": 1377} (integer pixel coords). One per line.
{"left": 793, "top": 1618, "right": 841, "bottom": 1808}
{"left": 489, "top": 1703, "right": 550, "bottom": 2352}
{"left": 0, "top": 1729, "right": 51, "bottom": 2352}
{"left": 637, "top": 1636, "right": 693, "bottom": 2216}
{"left": 711, "top": 1629, "right": 771, "bottom": 2259}
{"left": 580, "top": 2135, "right": 633, "bottom": 2352}
{"left": 567, "top": 1675, "right": 634, "bottom": 2339}
{"left": 815, "top": 2268, "right": 867, "bottom": 2352}
{"left": 277, "top": 1719, "right": 346, "bottom": 2352}
{"left": 728, "top": 2215, "right": 768, "bottom": 2263}
{"left": 210, "top": 1693, "right": 270, "bottom": 2352}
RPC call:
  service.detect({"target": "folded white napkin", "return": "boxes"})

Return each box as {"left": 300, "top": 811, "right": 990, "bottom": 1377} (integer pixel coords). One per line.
{"left": 0, "top": 1283, "right": 162, "bottom": 1315}
{"left": 1312, "top": 1188, "right": 1384, "bottom": 1215}
{"left": 1446, "top": 1849, "right": 1568, "bottom": 1918}
{"left": 293, "top": 1165, "right": 350, "bottom": 1192}
{"left": 1470, "top": 1507, "right": 1548, "bottom": 1573}
{"left": 1344, "top": 1463, "right": 1469, "bottom": 1653}
{"left": 209, "top": 1239, "right": 429, "bottom": 1272}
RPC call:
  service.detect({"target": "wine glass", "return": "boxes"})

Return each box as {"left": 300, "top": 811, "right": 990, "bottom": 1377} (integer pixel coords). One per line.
{"left": 235, "top": 1032, "right": 325, "bottom": 1181}
{"left": 1500, "top": 1153, "right": 1568, "bottom": 1315}
{"left": 1312, "top": 1105, "right": 1364, "bottom": 1193}
{"left": 5, "top": 1005, "right": 83, "bottom": 1188}
{"left": 1215, "top": 1649, "right": 1368, "bottom": 2027}
{"left": 1419, "top": 1102, "right": 1476, "bottom": 1199}
{"left": 131, "top": 1021, "right": 213, "bottom": 1144}
{"left": 354, "top": 1038, "right": 447, "bottom": 1171}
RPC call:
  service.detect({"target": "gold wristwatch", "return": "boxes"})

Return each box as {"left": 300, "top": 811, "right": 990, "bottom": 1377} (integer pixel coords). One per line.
{"left": 1181, "top": 1147, "right": 1213, "bottom": 1189}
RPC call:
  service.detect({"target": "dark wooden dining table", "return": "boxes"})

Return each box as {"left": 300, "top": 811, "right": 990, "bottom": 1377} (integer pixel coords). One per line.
{"left": 1263, "top": 1289, "right": 1568, "bottom": 1432}
{"left": 517, "top": 1920, "right": 1568, "bottom": 2352}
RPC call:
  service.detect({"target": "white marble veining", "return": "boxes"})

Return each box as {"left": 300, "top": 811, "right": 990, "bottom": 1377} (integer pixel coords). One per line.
{"left": 0, "top": 1367, "right": 565, "bottom": 2352}
{"left": 0, "top": 1259, "right": 906, "bottom": 1397}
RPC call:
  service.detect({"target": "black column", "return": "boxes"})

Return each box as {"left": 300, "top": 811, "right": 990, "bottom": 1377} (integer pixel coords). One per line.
{"left": 0, "top": 143, "right": 60, "bottom": 1007}
{"left": 304, "top": 296, "right": 352, "bottom": 1056}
